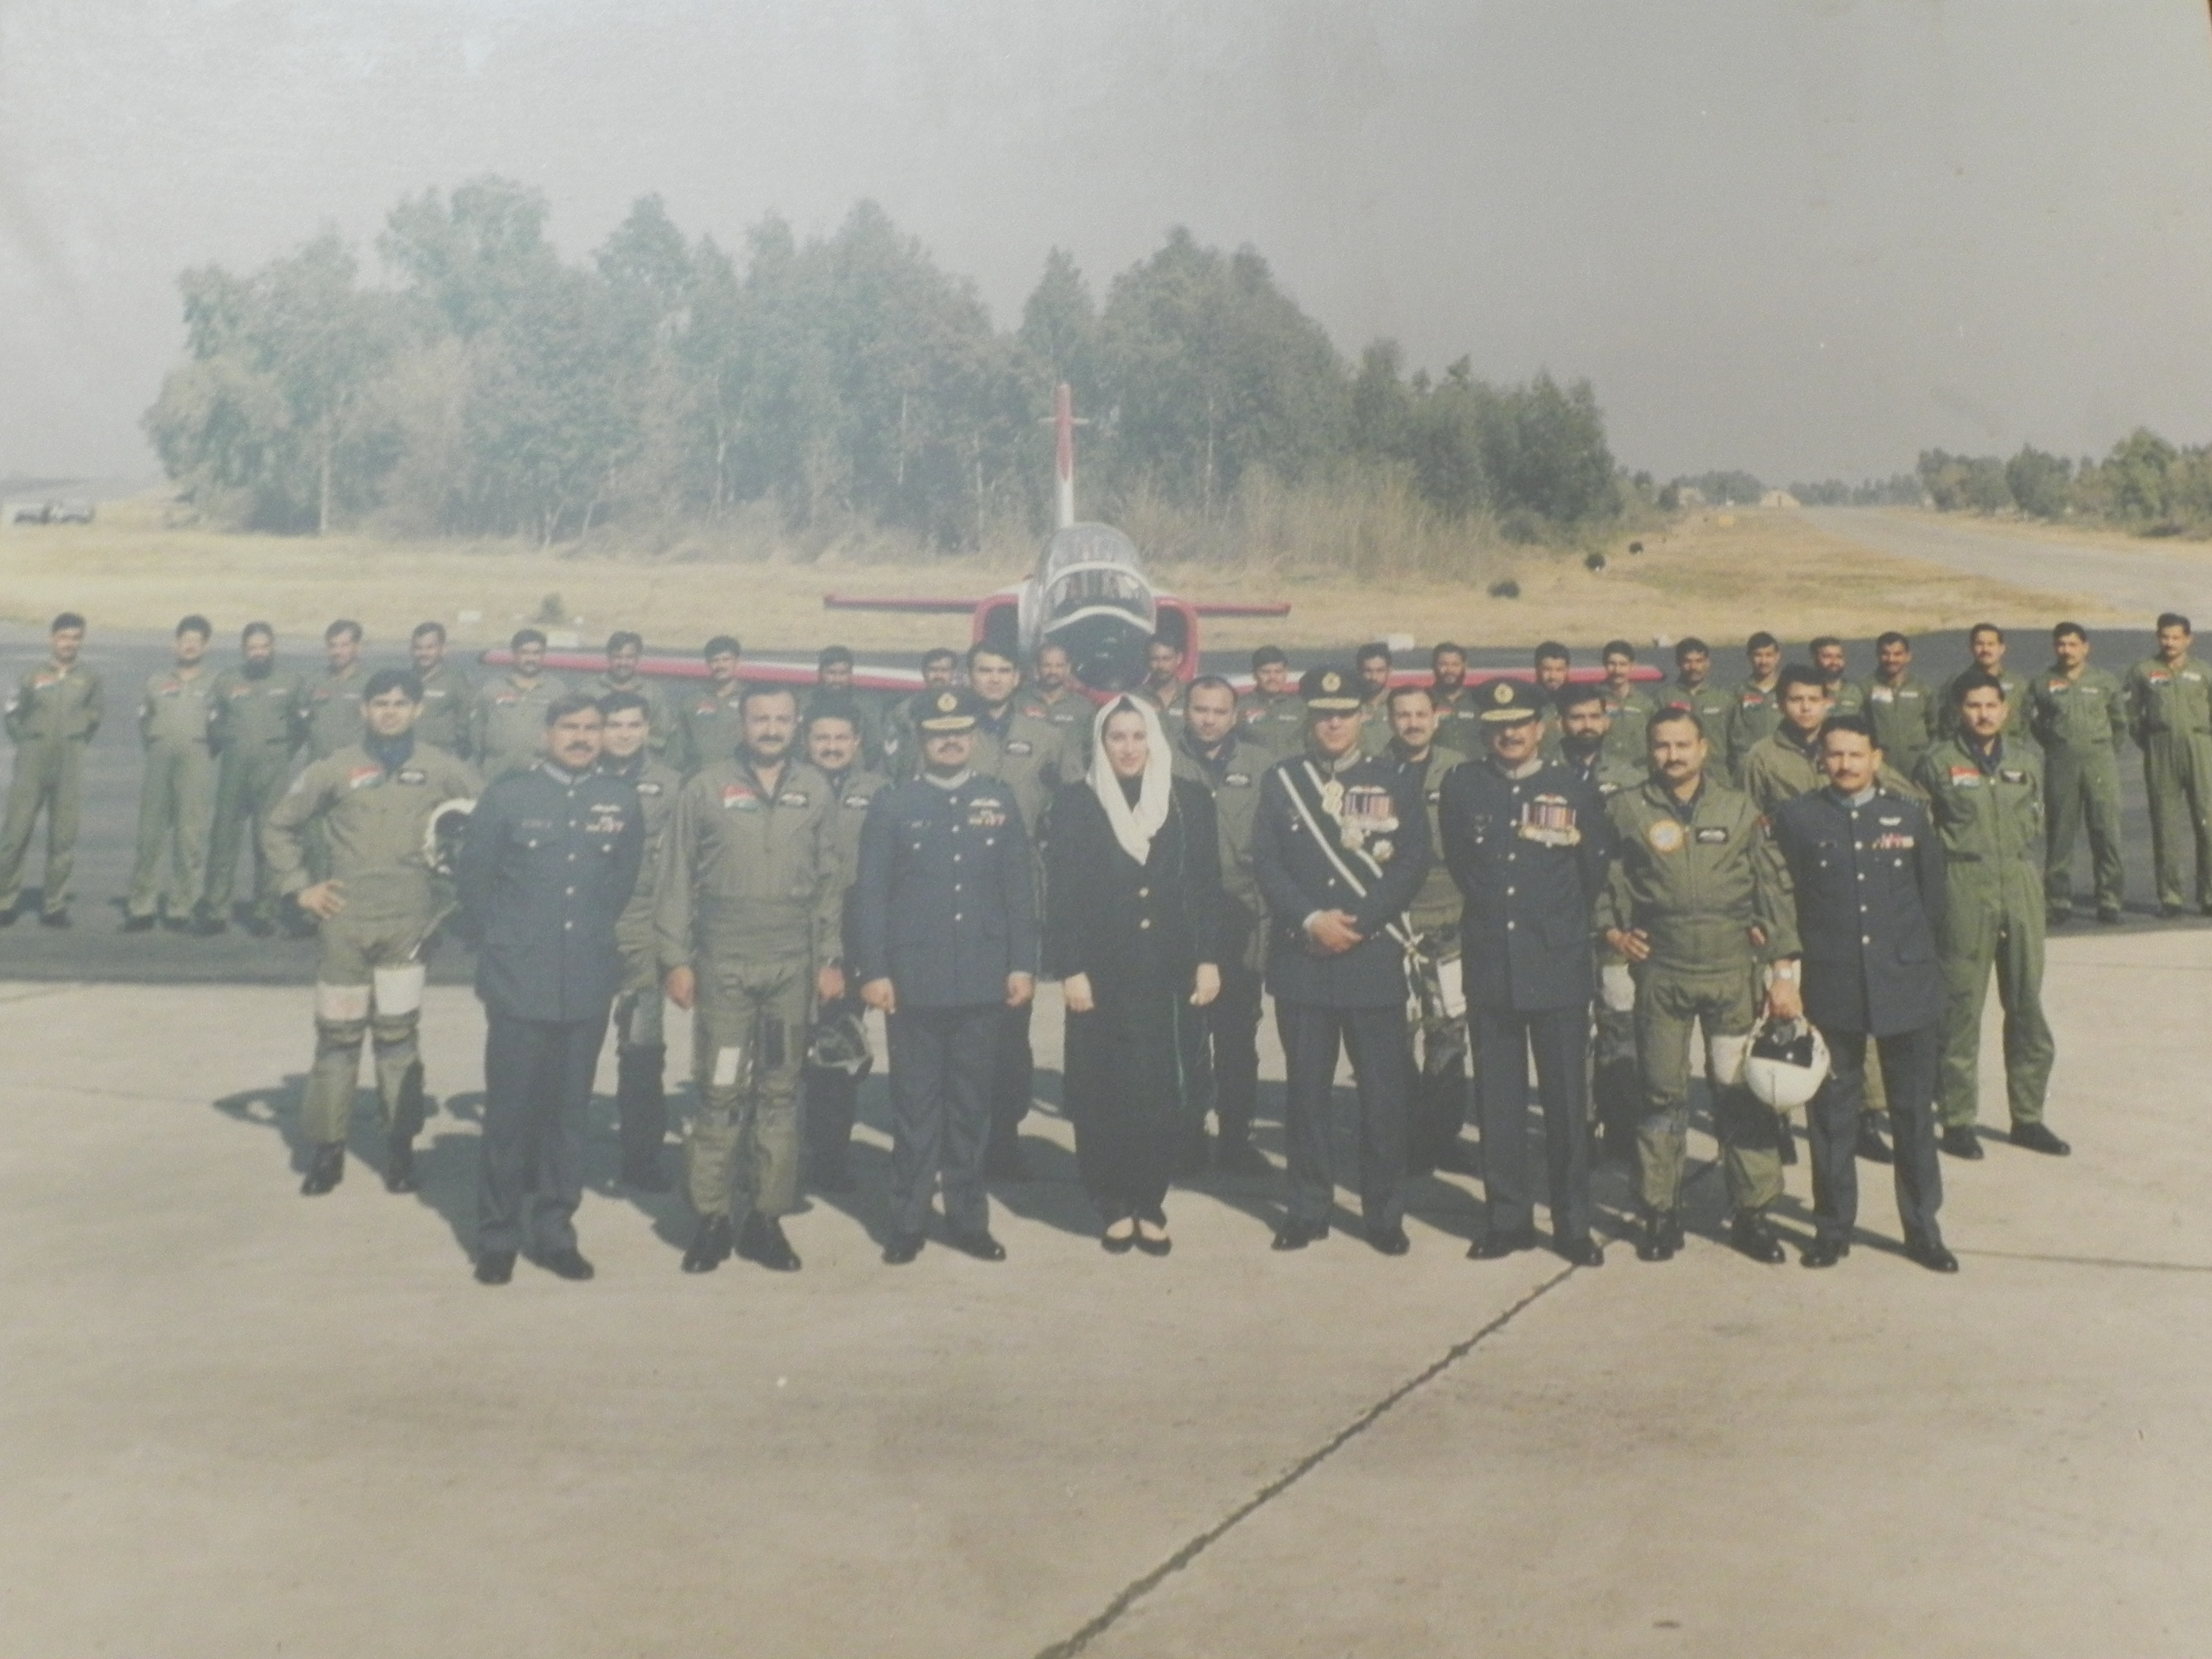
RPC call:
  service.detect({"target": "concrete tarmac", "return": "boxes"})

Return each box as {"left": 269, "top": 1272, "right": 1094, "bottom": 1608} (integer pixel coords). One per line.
{"left": 2, "top": 929, "right": 2208, "bottom": 1658}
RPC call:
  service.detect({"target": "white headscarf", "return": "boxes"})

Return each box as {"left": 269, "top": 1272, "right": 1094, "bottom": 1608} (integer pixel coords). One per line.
{"left": 1088, "top": 694, "right": 1174, "bottom": 865}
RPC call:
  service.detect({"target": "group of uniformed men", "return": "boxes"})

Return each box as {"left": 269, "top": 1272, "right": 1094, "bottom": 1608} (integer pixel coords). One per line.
{"left": 8, "top": 605, "right": 2207, "bottom": 1278}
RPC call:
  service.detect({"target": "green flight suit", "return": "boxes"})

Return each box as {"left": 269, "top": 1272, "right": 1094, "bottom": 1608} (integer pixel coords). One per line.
{"left": 1826, "top": 678, "right": 1868, "bottom": 719}
{"left": 2124, "top": 654, "right": 2212, "bottom": 911}
{"left": 971, "top": 709, "right": 1071, "bottom": 847}
{"left": 655, "top": 756, "right": 843, "bottom": 1224}
{"left": 1862, "top": 675, "right": 1938, "bottom": 780}
{"left": 412, "top": 662, "right": 475, "bottom": 757}
{"left": 1939, "top": 666, "right": 2039, "bottom": 756}
{"left": 1915, "top": 739, "right": 2054, "bottom": 1131}
{"left": 1399, "top": 744, "right": 1473, "bottom": 1165}
{"left": 126, "top": 666, "right": 219, "bottom": 922}
{"left": 678, "top": 682, "right": 748, "bottom": 777}
{"left": 1016, "top": 688, "right": 1092, "bottom": 769}
{"left": 2030, "top": 663, "right": 2128, "bottom": 917}
{"left": 608, "top": 754, "right": 686, "bottom": 1049}
{"left": 591, "top": 672, "right": 679, "bottom": 761}
{"left": 1658, "top": 677, "right": 1734, "bottom": 760}
{"left": 469, "top": 671, "right": 566, "bottom": 781}
{"left": 1568, "top": 749, "right": 1649, "bottom": 1143}
{"left": 1356, "top": 691, "right": 1393, "bottom": 758}
{"left": 297, "top": 663, "right": 367, "bottom": 760}
{"left": 0, "top": 659, "right": 102, "bottom": 917}
{"left": 1597, "top": 776, "right": 1799, "bottom": 1218}
{"left": 264, "top": 742, "right": 480, "bottom": 1147}
{"left": 1237, "top": 688, "right": 1310, "bottom": 757}
{"left": 805, "top": 762, "right": 893, "bottom": 1181}
{"left": 1721, "top": 678, "right": 1781, "bottom": 785}
{"left": 1600, "top": 685, "right": 1660, "bottom": 770}
{"left": 204, "top": 663, "right": 304, "bottom": 925}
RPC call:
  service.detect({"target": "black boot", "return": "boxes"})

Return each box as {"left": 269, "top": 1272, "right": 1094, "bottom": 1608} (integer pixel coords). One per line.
{"left": 301, "top": 1142, "right": 346, "bottom": 1196}
{"left": 1729, "top": 1210, "right": 1786, "bottom": 1264}
{"left": 383, "top": 1133, "right": 418, "bottom": 1194}
{"left": 617, "top": 1046, "right": 671, "bottom": 1191}
{"left": 681, "top": 1215, "right": 733, "bottom": 1273}
{"left": 1635, "top": 1208, "right": 1681, "bottom": 1262}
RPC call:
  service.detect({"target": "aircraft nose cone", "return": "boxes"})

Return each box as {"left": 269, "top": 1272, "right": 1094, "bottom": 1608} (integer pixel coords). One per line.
{"left": 1053, "top": 614, "right": 1151, "bottom": 694}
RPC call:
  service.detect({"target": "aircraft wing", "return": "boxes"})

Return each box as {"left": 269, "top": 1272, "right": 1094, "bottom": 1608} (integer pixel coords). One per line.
{"left": 1189, "top": 602, "right": 1292, "bottom": 618}
{"left": 820, "top": 594, "right": 984, "bottom": 615}
{"left": 477, "top": 648, "right": 925, "bottom": 695}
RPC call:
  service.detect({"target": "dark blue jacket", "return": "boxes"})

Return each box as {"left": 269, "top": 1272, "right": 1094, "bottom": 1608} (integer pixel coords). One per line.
{"left": 1251, "top": 750, "right": 1430, "bottom": 1008}
{"left": 1438, "top": 757, "right": 1613, "bottom": 1013}
{"left": 457, "top": 762, "right": 643, "bottom": 1023}
{"left": 1769, "top": 786, "right": 1946, "bottom": 1036}
{"left": 853, "top": 773, "right": 1039, "bottom": 1008}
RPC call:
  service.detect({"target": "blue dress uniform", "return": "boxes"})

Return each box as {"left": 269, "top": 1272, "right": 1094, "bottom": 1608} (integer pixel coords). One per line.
{"left": 854, "top": 691, "right": 1039, "bottom": 1256}
{"left": 1250, "top": 669, "right": 1431, "bottom": 1248}
{"left": 1771, "top": 785, "right": 1950, "bottom": 1262}
{"left": 1437, "top": 680, "right": 1614, "bottom": 1259}
{"left": 456, "top": 760, "right": 643, "bottom": 1270}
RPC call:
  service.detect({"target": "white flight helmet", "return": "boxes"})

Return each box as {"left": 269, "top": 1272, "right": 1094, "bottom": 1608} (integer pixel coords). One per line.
{"left": 1743, "top": 1017, "right": 1830, "bottom": 1113}
{"left": 423, "top": 798, "right": 476, "bottom": 877}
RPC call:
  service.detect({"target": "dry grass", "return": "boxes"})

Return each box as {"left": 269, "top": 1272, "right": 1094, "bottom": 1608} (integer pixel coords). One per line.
{"left": 0, "top": 495, "right": 2097, "bottom": 655}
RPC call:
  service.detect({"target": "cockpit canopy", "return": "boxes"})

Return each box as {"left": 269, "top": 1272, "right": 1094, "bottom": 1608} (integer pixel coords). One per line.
{"left": 1036, "top": 523, "right": 1155, "bottom": 628}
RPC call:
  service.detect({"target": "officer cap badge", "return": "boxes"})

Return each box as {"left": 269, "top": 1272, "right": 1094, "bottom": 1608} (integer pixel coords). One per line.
{"left": 1298, "top": 666, "right": 1363, "bottom": 712}
{"left": 1476, "top": 678, "right": 1541, "bottom": 724}
{"left": 913, "top": 687, "right": 983, "bottom": 734}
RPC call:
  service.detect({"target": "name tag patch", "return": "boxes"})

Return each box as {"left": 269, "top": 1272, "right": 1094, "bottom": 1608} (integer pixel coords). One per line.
{"left": 1694, "top": 825, "right": 1729, "bottom": 845}
{"left": 967, "top": 802, "right": 1008, "bottom": 828}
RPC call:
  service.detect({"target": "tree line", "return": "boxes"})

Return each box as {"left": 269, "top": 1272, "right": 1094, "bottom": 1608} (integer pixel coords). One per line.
{"left": 1912, "top": 432, "right": 2212, "bottom": 534}
{"left": 144, "top": 179, "right": 1623, "bottom": 555}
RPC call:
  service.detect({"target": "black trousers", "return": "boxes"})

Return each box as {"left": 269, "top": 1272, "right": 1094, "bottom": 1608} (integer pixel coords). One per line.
{"left": 1472, "top": 1003, "right": 1593, "bottom": 1242}
{"left": 1808, "top": 1022, "right": 1945, "bottom": 1246}
{"left": 1277, "top": 999, "right": 1409, "bottom": 1228}
{"left": 805, "top": 1065, "right": 860, "bottom": 1176}
{"left": 477, "top": 1009, "right": 609, "bottom": 1257}
{"left": 1202, "top": 962, "right": 1264, "bottom": 1141}
{"left": 987, "top": 1000, "right": 1034, "bottom": 1155}
{"left": 886, "top": 1004, "right": 998, "bottom": 1238}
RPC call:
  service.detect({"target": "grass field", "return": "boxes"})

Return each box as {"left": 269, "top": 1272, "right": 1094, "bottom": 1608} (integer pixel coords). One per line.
{"left": 0, "top": 495, "right": 2112, "bottom": 655}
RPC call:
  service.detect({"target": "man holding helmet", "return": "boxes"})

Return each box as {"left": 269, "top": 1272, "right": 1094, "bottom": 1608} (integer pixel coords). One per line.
{"left": 1769, "top": 714, "right": 1956, "bottom": 1272}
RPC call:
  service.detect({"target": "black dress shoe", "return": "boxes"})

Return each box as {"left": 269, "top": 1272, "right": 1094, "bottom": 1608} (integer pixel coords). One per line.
{"left": 121, "top": 914, "right": 156, "bottom": 934}
{"left": 539, "top": 1247, "right": 595, "bottom": 1281}
{"left": 383, "top": 1138, "right": 419, "bottom": 1195}
{"left": 882, "top": 1232, "right": 925, "bottom": 1265}
{"left": 1939, "top": 1125, "right": 1985, "bottom": 1160}
{"left": 1468, "top": 1228, "right": 1537, "bottom": 1260}
{"left": 1800, "top": 1235, "right": 1849, "bottom": 1269}
{"left": 1212, "top": 1138, "right": 1273, "bottom": 1178}
{"left": 300, "top": 1142, "right": 345, "bottom": 1196}
{"left": 1855, "top": 1118, "right": 1894, "bottom": 1164}
{"left": 946, "top": 1227, "right": 1007, "bottom": 1262}
{"left": 474, "top": 1250, "right": 516, "bottom": 1285}
{"left": 1271, "top": 1218, "right": 1329, "bottom": 1252}
{"left": 1556, "top": 1237, "right": 1605, "bottom": 1267}
{"left": 681, "top": 1215, "right": 733, "bottom": 1274}
{"left": 622, "top": 1156, "right": 672, "bottom": 1194}
{"left": 159, "top": 914, "right": 192, "bottom": 934}
{"left": 1906, "top": 1237, "right": 1960, "bottom": 1273}
{"left": 38, "top": 909, "right": 69, "bottom": 929}
{"left": 1134, "top": 1230, "right": 1173, "bottom": 1258}
{"left": 2009, "top": 1122, "right": 2071, "bottom": 1156}
{"left": 1366, "top": 1222, "right": 1412, "bottom": 1256}
{"left": 737, "top": 1215, "right": 802, "bottom": 1272}
{"left": 1729, "top": 1212, "right": 1786, "bottom": 1264}
{"left": 1635, "top": 1210, "right": 1682, "bottom": 1262}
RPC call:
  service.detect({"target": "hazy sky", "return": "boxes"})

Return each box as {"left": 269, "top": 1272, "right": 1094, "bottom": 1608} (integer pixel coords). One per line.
{"left": 3, "top": 0, "right": 2209, "bottom": 484}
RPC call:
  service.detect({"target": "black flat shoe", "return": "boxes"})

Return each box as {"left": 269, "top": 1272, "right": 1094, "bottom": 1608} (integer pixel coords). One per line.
{"left": 1939, "top": 1126, "right": 1985, "bottom": 1161}
{"left": 1134, "top": 1230, "right": 1173, "bottom": 1258}
{"left": 1468, "top": 1229, "right": 1537, "bottom": 1260}
{"left": 1906, "top": 1237, "right": 1960, "bottom": 1273}
{"left": 474, "top": 1250, "right": 515, "bottom": 1285}
{"left": 1556, "top": 1237, "right": 1605, "bottom": 1267}
{"left": 882, "top": 1233, "right": 925, "bottom": 1265}
{"left": 2009, "top": 1122, "right": 2071, "bottom": 1156}
{"left": 946, "top": 1227, "right": 1007, "bottom": 1262}
{"left": 1729, "top": 1212, "right": 1786, "bottom": 1265}
{"left": 1271, "top": 1218, "right": 1329, "bottom": 1252}
{"left": 1635, "top": 1210, "right": 1681, "bottom": 1262}
{"left": 1100, "top": 1225, "right": 1137, "bottom": 1255}
{"left": 300, "top": 1143, "right": 345, "bottom": 1196}
{"left": 1800, "top": 1236, "right": 1849, "bottom": 1269}
{"left": 737, "top": 1215, "right": 802, "bottom": 1272}
{"left": 539, "top": 1247, "right": 595, "bottom": 1281}
{"left": 1366, "top": 1222, "right": 1411, "bottom": 1256}
{"left": 681, "top": 1215, "right": 732, "bottom": 1274}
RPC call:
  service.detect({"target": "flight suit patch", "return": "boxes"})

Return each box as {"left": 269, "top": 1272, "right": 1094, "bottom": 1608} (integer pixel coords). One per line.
{"left": 722, "top": 785, "right": 761, "bottom": 811}
{"left": 1005, "top": 740, "right": 1033, "bottom": 757}
{"left": 637, "top": 781, "right": 663, "bottom": 797}
{"left": 776, "top": 790, "right": 810, "bottom": 807}
{"left": 967, "top": 802, "right": 1008, "bottom": 829}
{"left": 346, "top": 766, "right": 383, "bottom": 790}
{"left": 1999, "top": 768, "right": 2028, "bottom": 785}
{"left": 1693, "top": 825, "right": 1729, "bottom": 845}
{"left": 843, "top": 793, "right": 873, "bottom": 810}
{"left": 1948, "top": 766, "right": 1982, "bottom": 788}
{"left": 1225, "top": 773, "right": 1252, "bottom": 788}
{"left": 1647, "top": 819, "right": 1684, "bottom": 853}
{"left": 395, "top": 768, "right": 428, "bottom": 785}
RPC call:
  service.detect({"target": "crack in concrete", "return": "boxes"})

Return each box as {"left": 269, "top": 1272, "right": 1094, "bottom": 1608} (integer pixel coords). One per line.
{"left": 1031, "top": 1261, "right": 1580, "bottom": 1659}
{"left": 1957, "top": 1247, "right": 2212, "bottom": 1273}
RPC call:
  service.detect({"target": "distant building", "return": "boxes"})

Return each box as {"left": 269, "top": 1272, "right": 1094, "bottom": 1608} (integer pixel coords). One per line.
{"left": 1759, "top": 489, "right": 1800, "bottom": 509}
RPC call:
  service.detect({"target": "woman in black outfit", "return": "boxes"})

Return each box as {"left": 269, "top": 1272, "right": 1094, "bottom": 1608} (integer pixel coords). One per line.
{"left": 1046, "top": 696, "right": 1224, "bottom": 1254}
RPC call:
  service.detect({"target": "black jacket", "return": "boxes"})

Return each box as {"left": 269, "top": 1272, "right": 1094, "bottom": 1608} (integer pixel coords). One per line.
{"left": 457, "top": 762, "right": 643, "bottom": 1023}
{"left": 1251, "top": 749, "right": 1431, "bottom": 1008}
{"left": 1769, "top": 786, "right": 1946, "bottom": 1036}
{"left": 853, "top": 773, "right": 1039, "bottom": 1008}
{"left": 1044, "top": 776, "right": 1224, "bottom": 1008}
{"left": 1438, "top": 757, "right": 1614, "bottom": 1013}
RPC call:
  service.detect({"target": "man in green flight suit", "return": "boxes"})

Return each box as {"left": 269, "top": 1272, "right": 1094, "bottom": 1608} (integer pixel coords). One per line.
{"left": 265, "top": 669, "right": 481, "bottom": 1196}
{"left": 124, "top": 614, "right": 219, "bottom": 933}
{"left": 1597, "top": 705, "right": 1803, "bottom": 1265}
{"left": 1862, "top": 631, "right": 1938, "bottom": 782}
{"left": 203, "top": 621, "right": 304, "bottom": 936}
{"left": 677, "top": 635, "right": 748, "bottom": 777}
{"left": 2125, "top": 612, "right": 2212, "bottom": 917}
{"left": 0, "top": 611, "right": 102, "bottom": 928}
{"left": 298, "top": 619, "right": 369, "bottom": 761}
{"left": 588, "top": 631, "right": 678, "bottom": 763}
{"left": 1659, "top": 637, "right": 1732, "bottom": 754}
{"left": 597, "top": 689, "right": 686, "bottom": 1191}
{"left": 1556, "top": 682, "right": 1646, "bottom": 1164}
{"left": 408, "top": 621, "right": 475, "bottom": 758}
{"left": 470, "top": 628, "right": 565, "bottom": 780}
{"left": 1916, "top": 671, "right": 2068, "bottom": 1161}
{"left": 2031, "top": 621, "right": 2128, "bottom": 926}
{"left": 1598, "top": 640, "right": 1658, "bottom": 769}
{"left": 1388, "top": 683, "right": 1476, "bottom": 1175}
{"left": 1810, "top": 637, "right": 1866, "bottom": 717}
{"left": 1720, "top": 631, "right": 1785, "bottom": 784}
{"left": 1940, "top": 623, "right": 2037, "bottom": 754}
{"left": 1236, "top": 646, "right": 1307, "bottom": 756}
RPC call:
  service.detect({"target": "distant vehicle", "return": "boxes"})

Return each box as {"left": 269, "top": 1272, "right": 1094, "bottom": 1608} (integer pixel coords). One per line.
{"left": 7, "top": 500, "right": 95, "bottom": 525}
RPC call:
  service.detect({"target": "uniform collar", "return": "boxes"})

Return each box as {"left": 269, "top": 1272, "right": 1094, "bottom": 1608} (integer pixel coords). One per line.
{"left": 923, "top": 768, "right": 972, "bottom": 791}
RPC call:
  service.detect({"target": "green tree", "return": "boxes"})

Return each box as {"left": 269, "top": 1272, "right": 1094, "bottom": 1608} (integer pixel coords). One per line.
{"left": 2004, "top": 446, "right": 2073, "bottom": 520}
